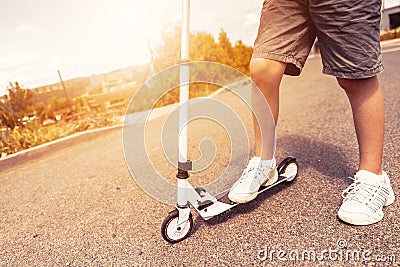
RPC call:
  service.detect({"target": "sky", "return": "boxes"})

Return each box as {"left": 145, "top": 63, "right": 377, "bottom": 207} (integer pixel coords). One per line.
{"left": 0, "top": 0, "right": 262, "bottom": 96}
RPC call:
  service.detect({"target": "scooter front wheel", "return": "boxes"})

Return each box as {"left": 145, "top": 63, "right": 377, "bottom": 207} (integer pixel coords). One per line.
{"left": 161, "top": 209, "right": 193, "bottom": 243}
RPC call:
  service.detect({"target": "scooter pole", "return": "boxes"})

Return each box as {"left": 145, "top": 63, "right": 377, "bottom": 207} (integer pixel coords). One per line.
{"left": 177, "top": 0, "right": 191, "bottom": 208}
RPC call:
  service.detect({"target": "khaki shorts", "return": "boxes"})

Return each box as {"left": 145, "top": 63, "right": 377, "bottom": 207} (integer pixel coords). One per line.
{"left": 252, "top": 0, "right": 384, "bottom": 79}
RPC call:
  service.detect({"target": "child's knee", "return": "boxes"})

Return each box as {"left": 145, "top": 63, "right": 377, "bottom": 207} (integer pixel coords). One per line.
{"left": 337, "top": 76, "right": 379, "bottom": 93}
{"left": 337, "top": 78, "right": 357, "bottom": 92}
{"left": 250, "top": 59, "right": 267, "bottom": 83}
{"left": 250, "top": 58, "right": 286, "bottom": 86}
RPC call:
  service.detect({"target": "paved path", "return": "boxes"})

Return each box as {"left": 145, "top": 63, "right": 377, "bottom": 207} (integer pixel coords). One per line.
{"left": 1, "top": 48, "right": 400, "bottom": 266}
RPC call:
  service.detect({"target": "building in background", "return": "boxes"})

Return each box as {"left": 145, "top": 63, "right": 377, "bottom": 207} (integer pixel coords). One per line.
{"left": 382, "top": 1, "right": 400, "bottom": 30}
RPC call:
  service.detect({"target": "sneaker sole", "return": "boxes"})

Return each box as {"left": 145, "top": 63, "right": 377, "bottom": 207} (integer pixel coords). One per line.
{"left": 228, "top": 191, "right": 259, "bottom": 204}
{"left": 337, "top": 211, "right": 384, "bottom": 226}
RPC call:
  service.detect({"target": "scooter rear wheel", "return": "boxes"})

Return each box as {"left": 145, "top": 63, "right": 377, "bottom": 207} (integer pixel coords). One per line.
{"left": 161, "top": 209, "right": 193, "bottom": 243}
{"left": 278, "top": 157, "right": 298, "bottom": 182}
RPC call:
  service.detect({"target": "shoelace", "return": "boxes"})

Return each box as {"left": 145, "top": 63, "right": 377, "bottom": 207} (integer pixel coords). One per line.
{"left": 342, "top": 177, "right": 388, "bottom": 212}
{"left": 238, "top": 163, "right": 267, "bottom": 184}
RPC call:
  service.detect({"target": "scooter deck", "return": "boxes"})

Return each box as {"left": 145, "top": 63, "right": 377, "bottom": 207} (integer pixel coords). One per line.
{"left": 189, "top": 158, "right": 298, "bottom": 220}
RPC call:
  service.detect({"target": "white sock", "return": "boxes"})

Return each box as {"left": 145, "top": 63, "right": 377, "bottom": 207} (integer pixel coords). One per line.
{"left": 260, "top": 158, "right": 275, "bottom": 168}
{"left": 356, "top": 170, "right": 385, "bottom": 183}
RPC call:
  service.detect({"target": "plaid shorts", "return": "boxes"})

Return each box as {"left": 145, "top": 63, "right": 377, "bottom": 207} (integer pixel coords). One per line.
{"left": 252, "top": 0, "right": 384, "bottom": 79}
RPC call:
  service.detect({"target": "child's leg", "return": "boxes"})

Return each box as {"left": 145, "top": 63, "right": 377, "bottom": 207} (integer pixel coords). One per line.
{"left": 337, "top": 76, "right": 384, "bottom": 175}
{"left": 250, "top": 58, "right": 287, "bottom": 160}
{"left": 228, "top": 0, "right": 314, "bottom": 203}
{"left": 227, "top": 58, "right": 285, "bottom": 203}
{"left": 336, "top": 77, "right": 395, "bottom": 226}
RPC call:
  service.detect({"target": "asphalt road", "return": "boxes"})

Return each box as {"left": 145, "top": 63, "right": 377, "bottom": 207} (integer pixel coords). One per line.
{"left": 1, "top": 47, "right": 400, "bottom": 266}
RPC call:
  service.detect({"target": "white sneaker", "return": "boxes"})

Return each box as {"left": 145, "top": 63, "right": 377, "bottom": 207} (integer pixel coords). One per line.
{"left": 228, "top": 157, "right": 278, "bottom": 203}
{"left": 338, "top": 170, "right": 395, "bottom": 226}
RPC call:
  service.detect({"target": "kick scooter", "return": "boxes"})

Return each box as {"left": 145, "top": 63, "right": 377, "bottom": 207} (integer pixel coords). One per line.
{"left": 160, "top": 0, "right": 299, "bottom": 243}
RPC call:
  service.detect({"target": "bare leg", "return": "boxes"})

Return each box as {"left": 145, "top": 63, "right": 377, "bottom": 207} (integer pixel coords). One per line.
{"left": 337, "top": 76, "right": 384, "bottom": 175}
{"left": 250, "top": 58, "right": 287, "bottom": 159}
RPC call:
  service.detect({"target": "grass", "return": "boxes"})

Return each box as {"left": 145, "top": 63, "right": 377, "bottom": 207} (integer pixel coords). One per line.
{"left": 0, "top": 113, "right": 120, "bottom": 157}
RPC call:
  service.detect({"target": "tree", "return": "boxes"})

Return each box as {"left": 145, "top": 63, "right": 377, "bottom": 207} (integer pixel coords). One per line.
{"left": 147, "top": 26, "right": 253, "bottom": 108}
{"left": 217, "top": 29, "right": 234, "bottom": 65}
{"left": 6, "top": 82, "right": 34, "bottom": 116}
{"left": 231, "top": 40, "right": 253, "bottom": 76}
{"left": 151, "top": 26, "right": 252, "bottom": 74}
{"left": 151, "top": 25, "right": 182, "bottom": 72}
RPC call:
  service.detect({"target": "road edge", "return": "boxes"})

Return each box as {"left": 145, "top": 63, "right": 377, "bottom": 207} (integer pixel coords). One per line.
{"left": 0, "top": 124, "right": 123, "bottom": 173}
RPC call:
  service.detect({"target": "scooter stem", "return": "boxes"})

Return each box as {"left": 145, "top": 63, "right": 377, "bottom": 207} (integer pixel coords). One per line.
{"left": 177, "top": 0, "right": 191, "bottom": 207}
{"left": 178, "top": 0, "right": 190, "bottom": 164}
